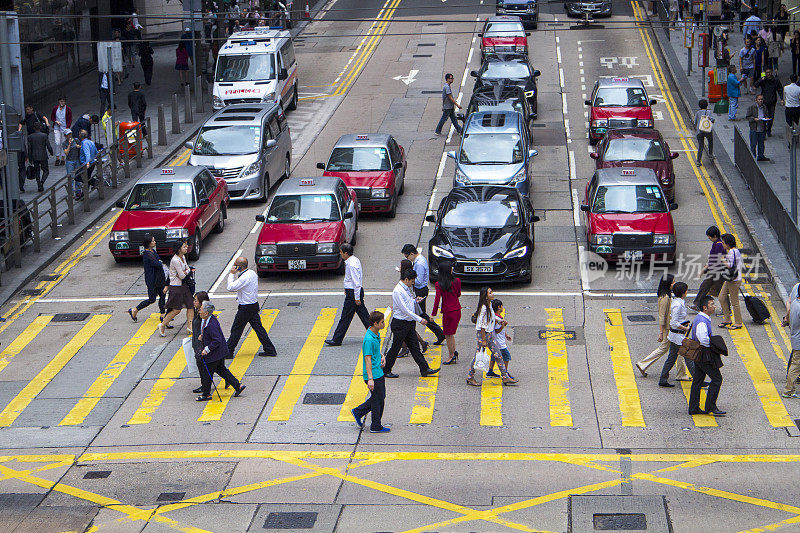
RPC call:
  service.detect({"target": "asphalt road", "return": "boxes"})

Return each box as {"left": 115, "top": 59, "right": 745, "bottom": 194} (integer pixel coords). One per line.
{"left": 0, "top": 1, "right": 798, "bottom": 532}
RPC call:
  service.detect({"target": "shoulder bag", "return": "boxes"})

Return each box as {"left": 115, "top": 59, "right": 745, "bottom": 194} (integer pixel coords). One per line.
{"left": 721, "top": 249, "right": 740, "bottom": 281}
{"left": 698, "top": 112, "right": 713, "bottom": 133}
{"left": 677, "top": 327, "right": 703, "bottom": 362}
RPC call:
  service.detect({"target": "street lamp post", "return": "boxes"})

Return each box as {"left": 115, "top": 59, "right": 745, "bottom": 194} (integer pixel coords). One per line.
{"left": 791, "top": 127, "right": 798, "bottom": 224}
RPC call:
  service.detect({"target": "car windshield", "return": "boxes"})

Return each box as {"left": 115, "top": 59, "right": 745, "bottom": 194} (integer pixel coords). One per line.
{"left": 459, "top": 133, "right": 524, "bottom": 164}
{"left": 593, "top": 86, "right": 648, "bottom": 107}
{"left": 267, "top": 194, "right": 340, "bottom": 223}
{"left": 484, "top": 22, "right": 524, "bottom": 37}
{"left": 604, "top": 138, "right": 666, "bottom": 161}
{"left": 326, "top": 147, "right": 391, "bottom": 172}
{"left": 469, "top": 100, "right": 523, "bottom": 116}
{"left": 215, "top": 53, "right": 276, "bottom": 82}
{"left": 125, "top": 182, "right": 195, "bottom": 210}
{"left": 443, "top": 194, "right": 520, "bottom": 227}
{"left": 482, "top": 62, "right": 529, "bottom": 79}
{"left": 193, "top": 126, "right": 261, "bottom": 156}
{"left": 592, "top": 185, "right": 667, "bottom": 214}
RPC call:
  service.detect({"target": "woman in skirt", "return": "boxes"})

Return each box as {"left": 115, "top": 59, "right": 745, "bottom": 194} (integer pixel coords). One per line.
{"left": 160, "top": 240, "right": 194, "bottom": 336}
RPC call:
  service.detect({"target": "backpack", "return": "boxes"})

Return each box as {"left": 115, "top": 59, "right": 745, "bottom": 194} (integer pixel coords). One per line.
{"left": 698, "top": 112, "right": 713, "bottom": 133}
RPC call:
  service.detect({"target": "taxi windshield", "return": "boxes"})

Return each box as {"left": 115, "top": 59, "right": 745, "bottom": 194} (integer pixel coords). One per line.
{"left": 469, "top": 100, "right": 523, "bottom": 116}
{"left": 592, "top": 185, "right": 667, "bottom": 214}
{"left": 125, "top": 182, "right": 195, "bottom": 210}
{"left": 193, "top": 126, "right": 261, "bottom": 156}
{"left": 443, "top": 195, "right": 520, "bottom": 228}
{"left": 482, "top": 62, "right": 529, "bottom": 79}
{"left": 267, "top": 194, "right": 340, "bottom": 223}
{"left": 604, "top": 138, "right": 666, "bottom": 161}
{"left": 593, "top": 86, "right": 648, "bottom": 107}
{"left": 484, "top": 22, "right": 525, "bottom": 37}
{"left": 326, "top": 147, "right": 390, "bottom": 172}
{"left": 215, "top": 53, "right": 276, "bottom": 82}
{"left": 460, "top": 133, "right": 524, "bottom": 165}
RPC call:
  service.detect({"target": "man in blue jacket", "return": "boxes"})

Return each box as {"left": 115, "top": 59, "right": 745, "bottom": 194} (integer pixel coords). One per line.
{"left": 196, "top": 301, "right": 246, "bottom": 401}
{"left": 727, "top": 65, "right": 743, "bottom": 120}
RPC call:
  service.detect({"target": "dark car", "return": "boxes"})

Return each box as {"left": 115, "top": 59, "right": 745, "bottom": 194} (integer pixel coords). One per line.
{"left": 471, "top": 58, "right": 540, "bottom": 118}
{"left": 497, "top": 0, "right": 539, "bottom": 28}
{"left": 460, "top": 84, "right": 534, "bottom": 131}
{"left": 591, "top": 128, "right": 679, "bottom": 202}
{"left": 565, "top": 0, "right": 612, "bottom": 18}
{"left": 425, "top": 185, "right": 539, "bottom": 284}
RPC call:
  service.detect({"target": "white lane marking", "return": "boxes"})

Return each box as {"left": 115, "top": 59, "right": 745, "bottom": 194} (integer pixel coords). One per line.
{"left": 581, "top": 84, "right": 586, "bottom": 91}
{"left": 578, "top": 245, "right": 590, "bottom": 291}
{"left": 461, "top": 66, "right": 469, "bottom": 88}
{"left": 564, "top": 118, "right": 571, "bottom": 140}
{"left": 559, "top": 68, "right": 565, "bottom": 87}
{"left": 556, "top": 36, "right": 560, "bottom": 43}
{"left": 557, "top": 47, "right": 562, "bottom": 63}
{"left": 210, "top": 249, "right": 243, "bottom": 295}
{"left": 571, "top": 186, "right": 581, "bottom": 228}
{"left": 562, "top": 93, "right": 568, "bottom": 115}
{"left": 436, "top": 150, "right": 448, "bottom": 178}
{"left": 579, "top": 61, "right": 583, "bottom": 67}
{"left": 467, "top": 47, "right": 474, "bottom": 64}
{"left": 569, "top": 151, "right": 577, "bottom": 180}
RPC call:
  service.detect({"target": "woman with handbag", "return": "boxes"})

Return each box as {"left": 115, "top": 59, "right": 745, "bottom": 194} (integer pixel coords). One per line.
{"left": 160, "top": 239, "right": 195, "bottom": 336}
{"left": 128, "top": 236, "right": 168, "bottom": 323}
{"left": 718, "top": 233, "right": 744, "bottom": 329}
{"left": 431, "top": 261, "right": 461, "bottom": 365}
{"left": 466, "top": 287, "right": 517, "bottom": 386}
{"left": 658, "top": 282, "right": 695, "bottom": 386}
{"left": 635, "top": 274, "right": 690, "bottom": 381}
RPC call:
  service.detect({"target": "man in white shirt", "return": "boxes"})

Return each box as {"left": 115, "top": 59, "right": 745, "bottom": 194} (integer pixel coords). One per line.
{"left": 402, "top": 244, "right": 446, "bottom": 344}
{"left": 225, "top": 257, "right": 276, "bottom": 358}
{"left": 326, "top": 244, "right": 370, "bottom": 346}
{"left": 382, "top": 269, "right": 440, "bottom": 378}
{"left": 688, "top": 296, "right": 725, "bottom": 416}
{"left": 784, "top": 75, "right": 800, "bottom": 129}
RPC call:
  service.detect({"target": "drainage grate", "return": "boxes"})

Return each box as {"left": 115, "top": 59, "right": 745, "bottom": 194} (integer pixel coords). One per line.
{"left": 413, "top": 54, "right": 432, "bottom": 57}
{"left": 83, "top": 470, "right": 111, "bottom": 479}
{"left": 531, "top": 123, "right": 547, "bottom": 127}
{"left": 418, "top": 43, "right": 435, "bottom": 46}
{"left": 627, "top": 314, "right": 656, "bottom": 322}
{"left": 421, "top": 90, "right": 441, "bottom": 94}
{"left": 615, "top": 448, "right": 632, "bottom": 455}
{"left": 303, "top": 392, "right": 347, "bottom": 405}
{"left": 264, "top": 511, "right": 318, "bottom": 529}
{"left": 593, "top": 513, "right": 647, "bottom": 530}
{"left": 38, "top": 274, "right": 59, "bottom": 281}
{"left": 538, "top": 330, "right": 576, "bottom": 340}
{"left": 52, "top": 313, "right": 90, "bottom": 322}
{"left": 287, "top": 302, "right": 301, "bottom": 307}
{"left": 157, "top": 492, "right": 186, "bottom": 502}
{"left": 20, "top": 289, "right": 43, "bottom": 296}
{"left": 427, "top": 22, "right": 443, "bottom": 26}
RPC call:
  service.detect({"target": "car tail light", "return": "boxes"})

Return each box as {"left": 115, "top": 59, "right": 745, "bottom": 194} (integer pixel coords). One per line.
{"left": 516, "top": 45, "right": 526, "bottom": 52}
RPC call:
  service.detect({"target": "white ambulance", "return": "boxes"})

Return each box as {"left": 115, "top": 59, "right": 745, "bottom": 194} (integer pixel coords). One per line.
{"left": 212, "top": 28, "right": 298, "bottom": 112}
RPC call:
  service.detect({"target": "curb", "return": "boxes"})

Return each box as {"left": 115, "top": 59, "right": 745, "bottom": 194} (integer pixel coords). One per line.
{"left": 646, "top": 17, "right": 791, "bottom": 304}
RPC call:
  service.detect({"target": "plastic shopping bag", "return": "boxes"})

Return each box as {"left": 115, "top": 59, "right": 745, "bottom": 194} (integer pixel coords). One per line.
{"left": 474, "top": 347, "right": 491, "bottom": 372}
{"left": 182, "top": 337, "right": 199, "bottom": 376}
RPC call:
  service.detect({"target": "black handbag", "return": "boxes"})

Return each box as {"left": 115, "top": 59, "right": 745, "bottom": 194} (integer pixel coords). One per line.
{"left": 183, "top": 269, "right": 196, "bottom": 295}
{"left": 721, "top": 249, "right": 740, "bottom": 281}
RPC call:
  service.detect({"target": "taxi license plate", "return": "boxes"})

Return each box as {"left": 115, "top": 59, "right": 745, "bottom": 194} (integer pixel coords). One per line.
{"left": 623, "top": 250, "right": 643, "bottom": 261}
{"left": 288, "top": 259, "right": 306, "bottom": 270}
{"left": 465, "top": 265, "right": 492, "bottom": 273}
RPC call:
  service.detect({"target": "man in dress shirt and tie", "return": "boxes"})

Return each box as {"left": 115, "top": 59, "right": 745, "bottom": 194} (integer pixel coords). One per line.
{"left": 326, "top": 244, "right": 370, "bottom": 346}
{"left": 226, "top": 257, "right": 277, "bottom": 358}
{"left": 402, "top": 244, "right": 446, "bottom": 345}
{"left": 382, "top": 269, "right": 440, "bottom": 378}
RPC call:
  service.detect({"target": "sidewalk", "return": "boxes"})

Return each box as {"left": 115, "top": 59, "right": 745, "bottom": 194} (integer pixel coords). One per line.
{"left": 649, "top": 13, "right": 800, "bottom": 299}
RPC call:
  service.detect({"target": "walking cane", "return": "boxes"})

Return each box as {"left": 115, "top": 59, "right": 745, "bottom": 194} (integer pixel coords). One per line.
{"left": 199, "top": 354, "right": 223, "bottom": 402}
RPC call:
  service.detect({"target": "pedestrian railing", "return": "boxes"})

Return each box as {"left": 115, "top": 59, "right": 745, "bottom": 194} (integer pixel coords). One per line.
{"left": 0, "top": 120, "right": 154, "bottom": 276}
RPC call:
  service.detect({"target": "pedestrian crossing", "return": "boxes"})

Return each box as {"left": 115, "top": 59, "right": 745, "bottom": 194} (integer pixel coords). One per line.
{"left": 0, "top": 305, "right": 796, "bottom": 431}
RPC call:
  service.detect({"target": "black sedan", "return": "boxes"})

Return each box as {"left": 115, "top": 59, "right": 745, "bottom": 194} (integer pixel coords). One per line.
{"left": 426, "top": 186, "right": 539, "bottom": 284}
{"left": 471, "top": 57, "right": 540, "bottom": 118}
{"left": 459, "top": 84, "right": 535, "bottom": 130}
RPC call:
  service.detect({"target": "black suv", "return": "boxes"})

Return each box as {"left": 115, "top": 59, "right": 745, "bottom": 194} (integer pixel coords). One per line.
{"left": 470, "top": 57, "right": 540, "bottom": 118}
{"left": 460, "top": 85, "right": 535, "bottom": 130}
{"left": 496, "top": 0, "right": 539, "bottom": 28}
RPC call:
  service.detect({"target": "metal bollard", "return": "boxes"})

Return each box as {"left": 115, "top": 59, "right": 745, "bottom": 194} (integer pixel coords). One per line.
{"left": 135, "top": 127, "right": 143, "bottom": 168}
{"left": 97, "top": 156, "right": 105, "bottom": 200}
{"left": 158, "top": 104, "right": 167, "bottom": 146}
{"left": 66, "top": 178, "right": 75, "bottom": 224}
{"left": 171, "top": 94, "right": 181, "bottom": 134}
{"left": 145, "top": 117, "right": 153, "bottom": 158}
{"left": 195, "top": 75, "right": 204, "bottom": 113}
{"left": 123, "top": 135, "right": 131, "bottom": 179}
{"left": 82, "top": 166, "right": 91, "bottom": 212}
{"left": 184, "top": 83, "right": 193, "bottom": 124}
{"left": 49, "top": 188, "right": 58, "bottom": 238}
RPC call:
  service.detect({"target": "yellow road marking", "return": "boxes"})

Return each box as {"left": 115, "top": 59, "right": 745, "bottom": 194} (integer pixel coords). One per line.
{"left": 480, "top": 372, "right": 503, "bottom": 426}
{"left": 60, "top": 314, "right": 160, "bottom": 426}
{"left": 409, "top": 322, "right": 441, "bottom": 424}
{"left": 603, "top": 309, "right": 645, "bottom": 426}
{"left": 169, "top": 147, "right": 191, "bottom": 167}
{"left": 127, "top": 346, "right": 186, "bottom": 425}
{"left": 0, "top": 314, "right": 111, "bottom": 427}
{"left": 678, "top": 381, "right": 717, "bottom": 427}
{"left": 0, "top": 315, "right": 52, "bottom": 375}
{"left": 338, "top": 308, "right": 389, "bottom": 422}
{"left": 545, "top": 308, "right": 573, "bottom": 426}
{"left": 267, "top": 308, "right": 337, "bottom": 421}
{"left": 199, "top": 309, "right": 278, "bottom": 421}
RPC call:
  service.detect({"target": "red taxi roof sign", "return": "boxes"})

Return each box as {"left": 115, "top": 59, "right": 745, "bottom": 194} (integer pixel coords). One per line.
{"left": 621, "top": 169, "right": 636, "bottom": 176}
{"left": 612, "top": 77, "right": 629, "bottom": 82}
{"left": 299, "top": 178, "right": 314, "bottom": 186}
{"left": 356, "top": 135, "right": 369, "bottom": 140}
{"left": 161, "top": 168, "right": 174, "bottom": 175}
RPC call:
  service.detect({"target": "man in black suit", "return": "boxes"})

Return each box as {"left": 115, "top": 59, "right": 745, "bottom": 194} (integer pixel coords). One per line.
{"left": 128, "top": 82, "right": 147, "bottom": 124}
{"left": 196, "top": 301, "right": 246, "bottom": 401}
{"left": 26, "top": 123, "right": 53, "bottom": 192}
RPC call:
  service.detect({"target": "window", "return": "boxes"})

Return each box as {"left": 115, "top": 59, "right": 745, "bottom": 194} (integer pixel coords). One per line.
{"left": 267, "top": 194, "right": 339, "bottom": 222}
{"left": 276, "top": 110, "right": 287, "bottom": 132}
{"left": 193, "top": 126, "right": 261, "bottom": 155}
{"left": 268, "top": 115, "right": 280, "bottom": 139}
{"left": 215, "top": 54, "right": 276, "bottom": 82}
{"left": 388, "top": 138, "right": 401, "bottom": 166}
{"left": 194, "top": 177, "right": 208, "bottom": 201}
{"left": 336, "top": 183, "right": 349, "bottom": 209}
{"left": 125, "top": 182, "right": 195, "bottom": 210}
{"left": 591, "top": 184, "right": 667, "bottom": 214}
{"left": 281, "top": 41, "right": 296, "bottom": 68}
{"left": 202, "top": 171, "right": 218, "bottom": 195}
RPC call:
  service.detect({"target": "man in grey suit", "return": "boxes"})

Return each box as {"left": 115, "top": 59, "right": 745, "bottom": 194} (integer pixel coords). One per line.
{"left": 26, "top": 122, "right": 53, "bottom": 192}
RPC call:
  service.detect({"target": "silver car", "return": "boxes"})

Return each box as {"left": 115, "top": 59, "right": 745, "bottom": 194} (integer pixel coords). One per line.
{"left": 187, "top": 103, "right": 292, "bottom": 201}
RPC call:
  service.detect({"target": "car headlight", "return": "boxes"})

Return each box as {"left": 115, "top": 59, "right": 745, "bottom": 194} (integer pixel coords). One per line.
{"left": 431, "top": 245, "right": 454, "bottom": 258}
{"left": 504, "top": 245, "right": 528, "bottom": 259}
{"left": 657, "top": 170, "right": 671, "bottom": 185}
{"left": 244, "top": 160, "right": 262, "bottom": 176}
{"left": 371, "top": 188, "right": 391, "bottom": 198}
{"left": 592, "top": 119, "right": 608, "bottom": 127}
{"left": 509, "top": 168, "right": 527, "bottom": 185}
{"left": 454, "top": 168, "right": 470, "bottom": 185}
{"left": 165, "top": 228, "right": 189, "bottom": 240}
{"left": 527, "top": 2, "right": 536, "bottom": 12}
{"left": 111, "top": 231, "right": 129, "bottom": 241}
{"left": 653, "top": 234, "right": 675, "bottom": 245}
{"left": 637, "top": 119, "right": 654, "bottom": 127}
{"left": 212, "top": 95, "right": 222, "bottom": 107}
{"left": 524, "top": 90, "right": 535, "bottom": 98}
{"left": 261, "top": 92, "right": 276, "bottom": 103}
{"left": 257, "top": 244, "right": 277, "bottom": 255}
{"left": 317, "top": 242, "right": 338, "bottom": 254}
{"left": 592, "top": 234, "right": 613, "bottom": 245}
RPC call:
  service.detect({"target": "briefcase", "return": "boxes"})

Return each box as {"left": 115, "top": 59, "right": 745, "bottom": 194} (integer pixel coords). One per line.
{"left": 678, "top": 336, "right": 703, "bottom": 362}
{"left": 25, "top": 165, "right": 35, "bottom": 181}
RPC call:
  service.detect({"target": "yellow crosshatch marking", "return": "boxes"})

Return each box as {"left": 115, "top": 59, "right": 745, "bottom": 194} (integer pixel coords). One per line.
{"left": 603, "top": 309, "right": 645, "bottom": 427}
{"left": 546, "top": 308, "right": 573, "bottom": 426}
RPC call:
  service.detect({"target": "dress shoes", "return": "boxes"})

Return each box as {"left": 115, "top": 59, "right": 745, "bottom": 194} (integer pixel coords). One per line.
{"left": 195, "top": 395, "right": 212, "bottom": 402}
{"left": 384, "top": 372, "right": 399, "bottom": 378}
{"left": 421, "top": 368, "right": 440, "bottom": 377}
{"left": 192, "top": 386, "right": 203, "bottom": 393}
{"left": 257, "top": 351, "right": 277, "bottom": 357}
{"left": 688, "top": 409, "right": 707, "bottom": 415}
{"left": 324, "top": 339, "right": 341, "bottom": 346}
{"left": 658, "top": 382, "right": 675, "bottom": 387}
{"left": 707, "top": 408, "right": 726, "bottom": 416}
{"left": 234, "top": 384, "right": 246, "bottom": 397}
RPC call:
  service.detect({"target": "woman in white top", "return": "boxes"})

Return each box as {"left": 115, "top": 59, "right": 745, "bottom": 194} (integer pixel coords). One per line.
{"left": 718, "top": 233, "right": 744, "bottom": 329}
{"left": 160, "top": 240, "right": 195, "bottom": 336}
{"left": 467, "top": 287, "right": 517, "bottom": 386}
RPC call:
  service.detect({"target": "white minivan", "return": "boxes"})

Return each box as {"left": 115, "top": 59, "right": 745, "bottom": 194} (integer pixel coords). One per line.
{"left": 212, "top": 28, "right": 298, "bottom": 112}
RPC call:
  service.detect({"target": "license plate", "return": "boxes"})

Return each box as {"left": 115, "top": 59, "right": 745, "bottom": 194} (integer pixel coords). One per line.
{"left": 623, "top": 250, "right": 643, "bottom": 261}
{"left": 288, "top": 259, "right": 306, "bottom": 270}
{"left": 465, "top": 265, "right": 493, "bottom": 273}
{"left": 139, "top": 245, "right": 145, "bottom": 255}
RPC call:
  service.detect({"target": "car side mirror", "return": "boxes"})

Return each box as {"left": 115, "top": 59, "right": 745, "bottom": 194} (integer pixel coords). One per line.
{"left": 184, "top": 140, "right": 194, "bottom": 150}
{"left": 650, "top": 99, "right": 657, "bottom": 106}
{"left": 316, "top": 162, "right": 325, "bottom": 170}
{"left": 279, "top": 68, "right": 288, "bottom": 80}
{"left": 585, "top": 99, "right": 591, "bottom": 106}
{"left": 669, "top": 202, "right": 679, "bottom": 211}
{"left": 115, "top": 200, "right": 125, "bottom": 208}
{"left": 580, "top": 204, "right": 590, "bottom": 212}
{"left": 470, "top": 70, "right": 478, "bottom": 77}
{"left": 670, "top": 151, "right": 679, "bottom": 159}
{"left": 255, "top": 215, "right": 265, "bottom": 222}
{"left": 199, "top": 198, "right": 210, "bottom": 206}
{"left": 343, "top": 211, "right": 354, "bottom": 219}
{"left": 590, "top": 152, "right": 600, "bottom": 160}
{"left": 525, "top": 32, "right": 531, "bottom": 36}
{"left": 477, "top": 33, "right": 483, "bottom": 37}
{"left": 446, "top": 150, "right": 457, "bottom": 159}
{"left": 532, "top": 215, "right": 540, "bottom": 222}
{"left": 425, "top": 214, "right": 436, "bottom": 223}
{"left": 393, "top": 161, "right": 403, "bottom": 170}
{"left": 533, "top": 69, "right": 540, "bottom": 77}
{"left": 265, "top": 139, "right": 277, "bottom": 148}
{"left": 528, "top": 149, "right": 538, "bottom": 158}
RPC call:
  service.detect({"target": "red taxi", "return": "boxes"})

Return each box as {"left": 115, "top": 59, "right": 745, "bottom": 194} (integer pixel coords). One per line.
{"left": 316, "top": 133, "right": 405, "bottom": 218}
{"left": 585, "top": 77, "right": 657, "bottom": 144}
{"left": 109, "top": 166, "right": 229, "bottom": 262}
{"left": 580, "top": 168, "right": 678, "bottom": 263}
{"left": 254, "top": 176, "right": 358, "bottom": 275}
{"left": 479, "top": 16, "right": 529, "bottom": 60}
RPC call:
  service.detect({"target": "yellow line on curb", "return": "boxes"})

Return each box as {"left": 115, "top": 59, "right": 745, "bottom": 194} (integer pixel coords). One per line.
{"left": 338, "top": 308, "right": 388, "bottom": 422}
{"left": 0, "top": 315, "right": 53, "bottom": 375}
{"left": 127, "top": 346, "right": 187, "bottom": 425}
{"left": 546, "top": 308, "right": 573, "bottom": 426}
{"left": 603, "top": 309, "right": 645, "bottom": 426}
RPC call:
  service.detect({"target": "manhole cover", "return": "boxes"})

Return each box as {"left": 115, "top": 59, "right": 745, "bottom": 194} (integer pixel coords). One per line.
{"left": 83, "top": 470, "right": 111, "bottom": 479}
{"left": 38, "top": 274, "right": 58, "bottom": 281}
{"left": 593, "top": 513, "right": 647, "bottom": 530}
{"left": 52, "top": 313, "right": 90, "bottom": 322}
{"left": 418, "top": 43, "right": 435, "bottom": 46}
{"left": 538, "top": 330, "right": 577, "bottom": 340}
{"left": 303, "top": 393, "right": 347, "bottom": 405}
{"left": 20, "top": 289, "right": 43, "bottom": 296}
{"left": 413, "top": 54, "right": 432, "bottom": 57}
{"left": 264, "top": 511, "right": 318, "bottom": 529}
{"left": 569, "top": 495, "right": 671, "bottom": 533}
{"left": 156, "top": 492, "right": 186, "bottom": 502}
{"left": 287, "top": 302, "right": 301, "bottom": 307}
{"left": 421, "top": 90, "right": 440, "bottom": 94}
{"left": 627, "top": 314, "right": 656, "bottom": 322}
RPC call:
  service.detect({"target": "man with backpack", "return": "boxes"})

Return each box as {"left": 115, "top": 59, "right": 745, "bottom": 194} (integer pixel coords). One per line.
{"left": 694, "top": 99, "right": 715, "bottom": 166}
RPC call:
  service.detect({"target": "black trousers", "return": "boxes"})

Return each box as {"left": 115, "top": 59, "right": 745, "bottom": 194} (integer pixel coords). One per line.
{"left": 659, "top": 341, "right": 695, "bottom": 383}
{"left": 765, "top": 100, "right": 777, "bottom": 134}
{"left": 226, "top": 302, "right": 277, "bottom": 356}
{"left": 131, "top": 109, "right": 146, "bottom": 124}
{"left": 353, "top": 376, "right": 385, "bottom": 430}
{"left": 99, "top": 88, "right": 111, "bottom": 115}
{"left": 136, "top": 284, "right": 166, "bottom": 315}
{"left": 17, "top": 151, "right": 25, "bottom": 191}
{"left": 786, "top": 107, "right": 800, "bottom": 128}
{"left": 330, "top": 288, "right": 370, "bottom": 344}
{"left": 31, "top": 159, "right": 49, "bottom": 190}
{"left": 688, "top": 359, "right": 723, "bottom": 412}
{"left": 198, "top": 357, "right": 240, "bottom": 396}
{"left": 413, "top": 286, "right": 445, "bottom": 341}
{"left": 142, "top": 63, "right": 153, "bottom": 85}
{"left": 383, "top": 318, "right": 430, "bottom": 375}
{"left": 693, "top": 275, "right": 722, "bottom": 306}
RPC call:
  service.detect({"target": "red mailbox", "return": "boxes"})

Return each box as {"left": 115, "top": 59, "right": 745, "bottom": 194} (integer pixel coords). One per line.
{"left": 118, "top": 121, "right": 142, "bottom": 157}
